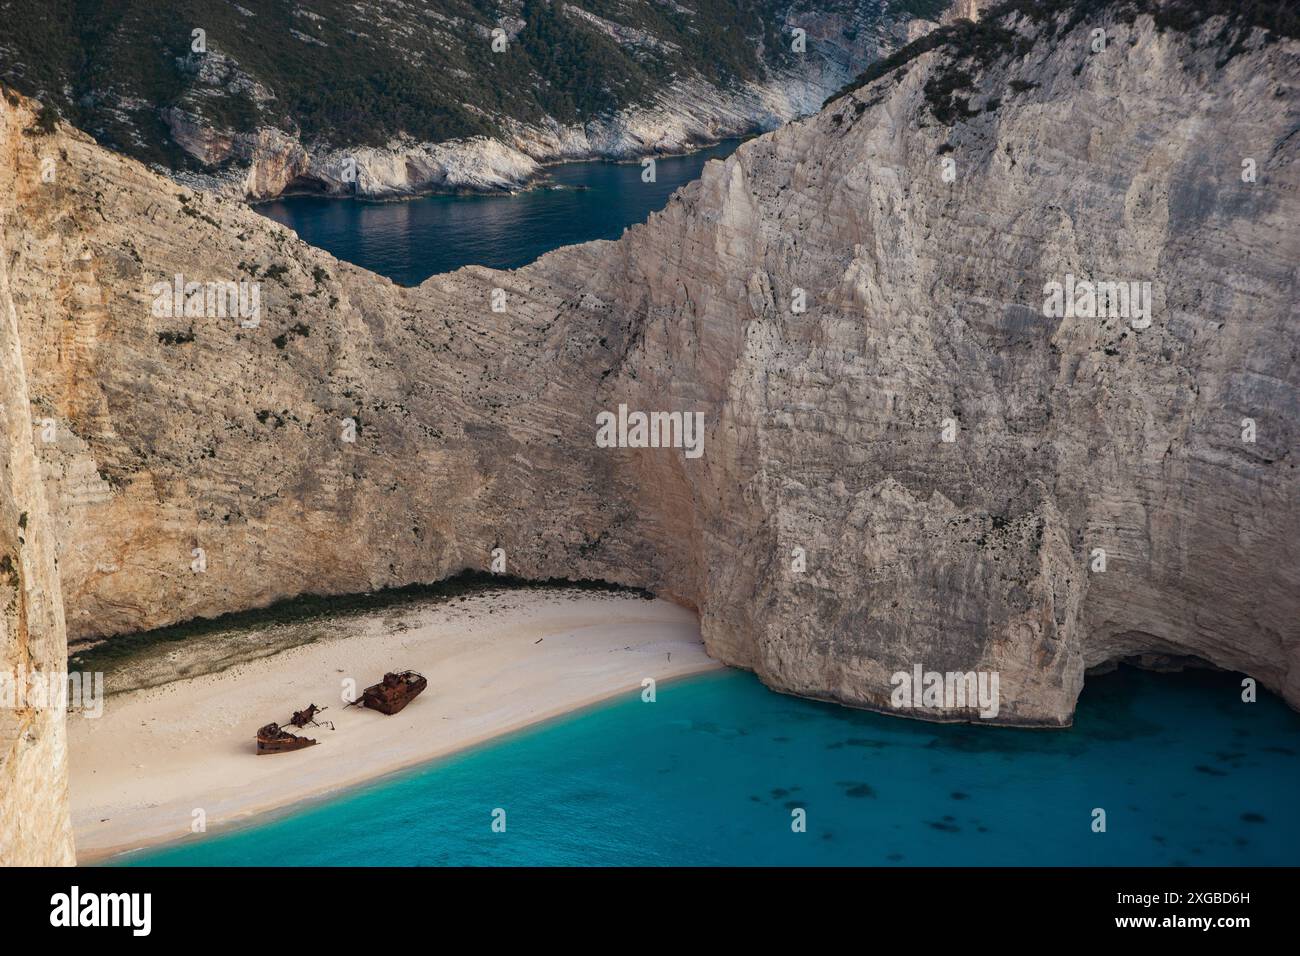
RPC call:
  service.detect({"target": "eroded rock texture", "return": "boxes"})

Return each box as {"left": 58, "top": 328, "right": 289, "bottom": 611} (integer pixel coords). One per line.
{"left": 1, "top": 3, "right": 1297, "bottom": 737}
{"left": 0, "top": 101, "right": 76, "bottom": 864}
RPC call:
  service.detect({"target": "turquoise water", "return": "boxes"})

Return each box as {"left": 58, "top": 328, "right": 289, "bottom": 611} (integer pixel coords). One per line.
{"left": 257, "top": 140, "right": 742, "bottom": 286}
{"left": 123, "top": 667, "right": 1298, "bottom": 866}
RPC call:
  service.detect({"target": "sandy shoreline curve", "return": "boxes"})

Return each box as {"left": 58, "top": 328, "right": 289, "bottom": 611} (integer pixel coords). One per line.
{"left": 68, "top": 591, "right": 720, "bottom": 863}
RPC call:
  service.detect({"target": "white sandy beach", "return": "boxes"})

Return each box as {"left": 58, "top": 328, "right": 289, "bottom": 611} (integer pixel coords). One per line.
{"left": 68, "top": 591, "right": 718, "bottom": 863}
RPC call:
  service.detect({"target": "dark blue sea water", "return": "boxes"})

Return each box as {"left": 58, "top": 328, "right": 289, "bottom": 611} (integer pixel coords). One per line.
{"left": 256, "top": 140, "right": 742, "bottom": 286}
{"left": 122, "top": 667, "right": 1298, "bottom": 866}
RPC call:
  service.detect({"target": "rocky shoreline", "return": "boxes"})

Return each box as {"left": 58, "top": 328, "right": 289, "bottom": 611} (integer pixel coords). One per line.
{"left": 167, "top": 66, "right": 880, "bottom": 202}
{"left": 156, "top": 6, "right": 959, "bottom": 203}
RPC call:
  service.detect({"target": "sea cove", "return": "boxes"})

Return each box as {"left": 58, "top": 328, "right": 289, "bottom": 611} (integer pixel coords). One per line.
{"left": 119, "top": 666, "right": 1300, "bottom": 867}
{"left": 257, "top": 140, "right": 743, "bottom": 286}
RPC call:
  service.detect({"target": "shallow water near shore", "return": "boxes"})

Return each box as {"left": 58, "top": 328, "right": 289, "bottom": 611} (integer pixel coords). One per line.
{"left": 256, "top": 140, "right": 743, "bottom": 286}
{"left": 119, "top": 666, "right": 1299, "bottom": 866}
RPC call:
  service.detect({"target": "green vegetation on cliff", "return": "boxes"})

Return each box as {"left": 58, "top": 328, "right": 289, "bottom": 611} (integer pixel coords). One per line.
{"left": 0, "top": 0, "right": 920, "bottom": 170}
{"left": 827, "top": 0, "right": 1300, "bottom": 119}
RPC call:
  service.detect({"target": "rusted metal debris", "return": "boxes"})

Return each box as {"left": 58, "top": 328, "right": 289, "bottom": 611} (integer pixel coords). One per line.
{"left": 286, "top": 703, "right": 334, "bottom": 731}
{"left": 256, "top": 671, "right": 425, "bottom": 754}
{"left": 256, "top": 722, "right": 317, "bottom": 755}
{"left": 349, "top": 670, "right": 428, "bottom": 715}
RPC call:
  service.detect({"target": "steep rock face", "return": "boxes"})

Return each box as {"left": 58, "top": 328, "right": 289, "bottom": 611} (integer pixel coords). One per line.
{"left": 943, "top": 0, "right": 982, "bottom": 22}
{"left": 0, "top": 99, "right": 76, "bottom": 865}
{"left": 605, "top": 6, "right": 1299, "bottom": 721}
{"left": 1, "top": 2, "right": 1297, "bottom": 734}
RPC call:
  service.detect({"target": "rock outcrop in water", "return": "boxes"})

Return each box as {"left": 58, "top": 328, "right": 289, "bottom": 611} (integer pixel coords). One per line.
{"left": 0, "top": 0, "right": 1295, "bottom": 839}
{"left": 219, "top": 69, "right": 859, "bottom": 201}
{"left": 182, "top": 9, "right": 928, "bottom": 202}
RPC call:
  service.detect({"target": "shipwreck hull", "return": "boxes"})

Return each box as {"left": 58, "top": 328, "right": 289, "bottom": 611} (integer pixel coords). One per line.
{"left": 359, "top": 672, "right": 428, "bottom": 715}
{"left": 255, "top": 723, "right": 318, "bottom": 755}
